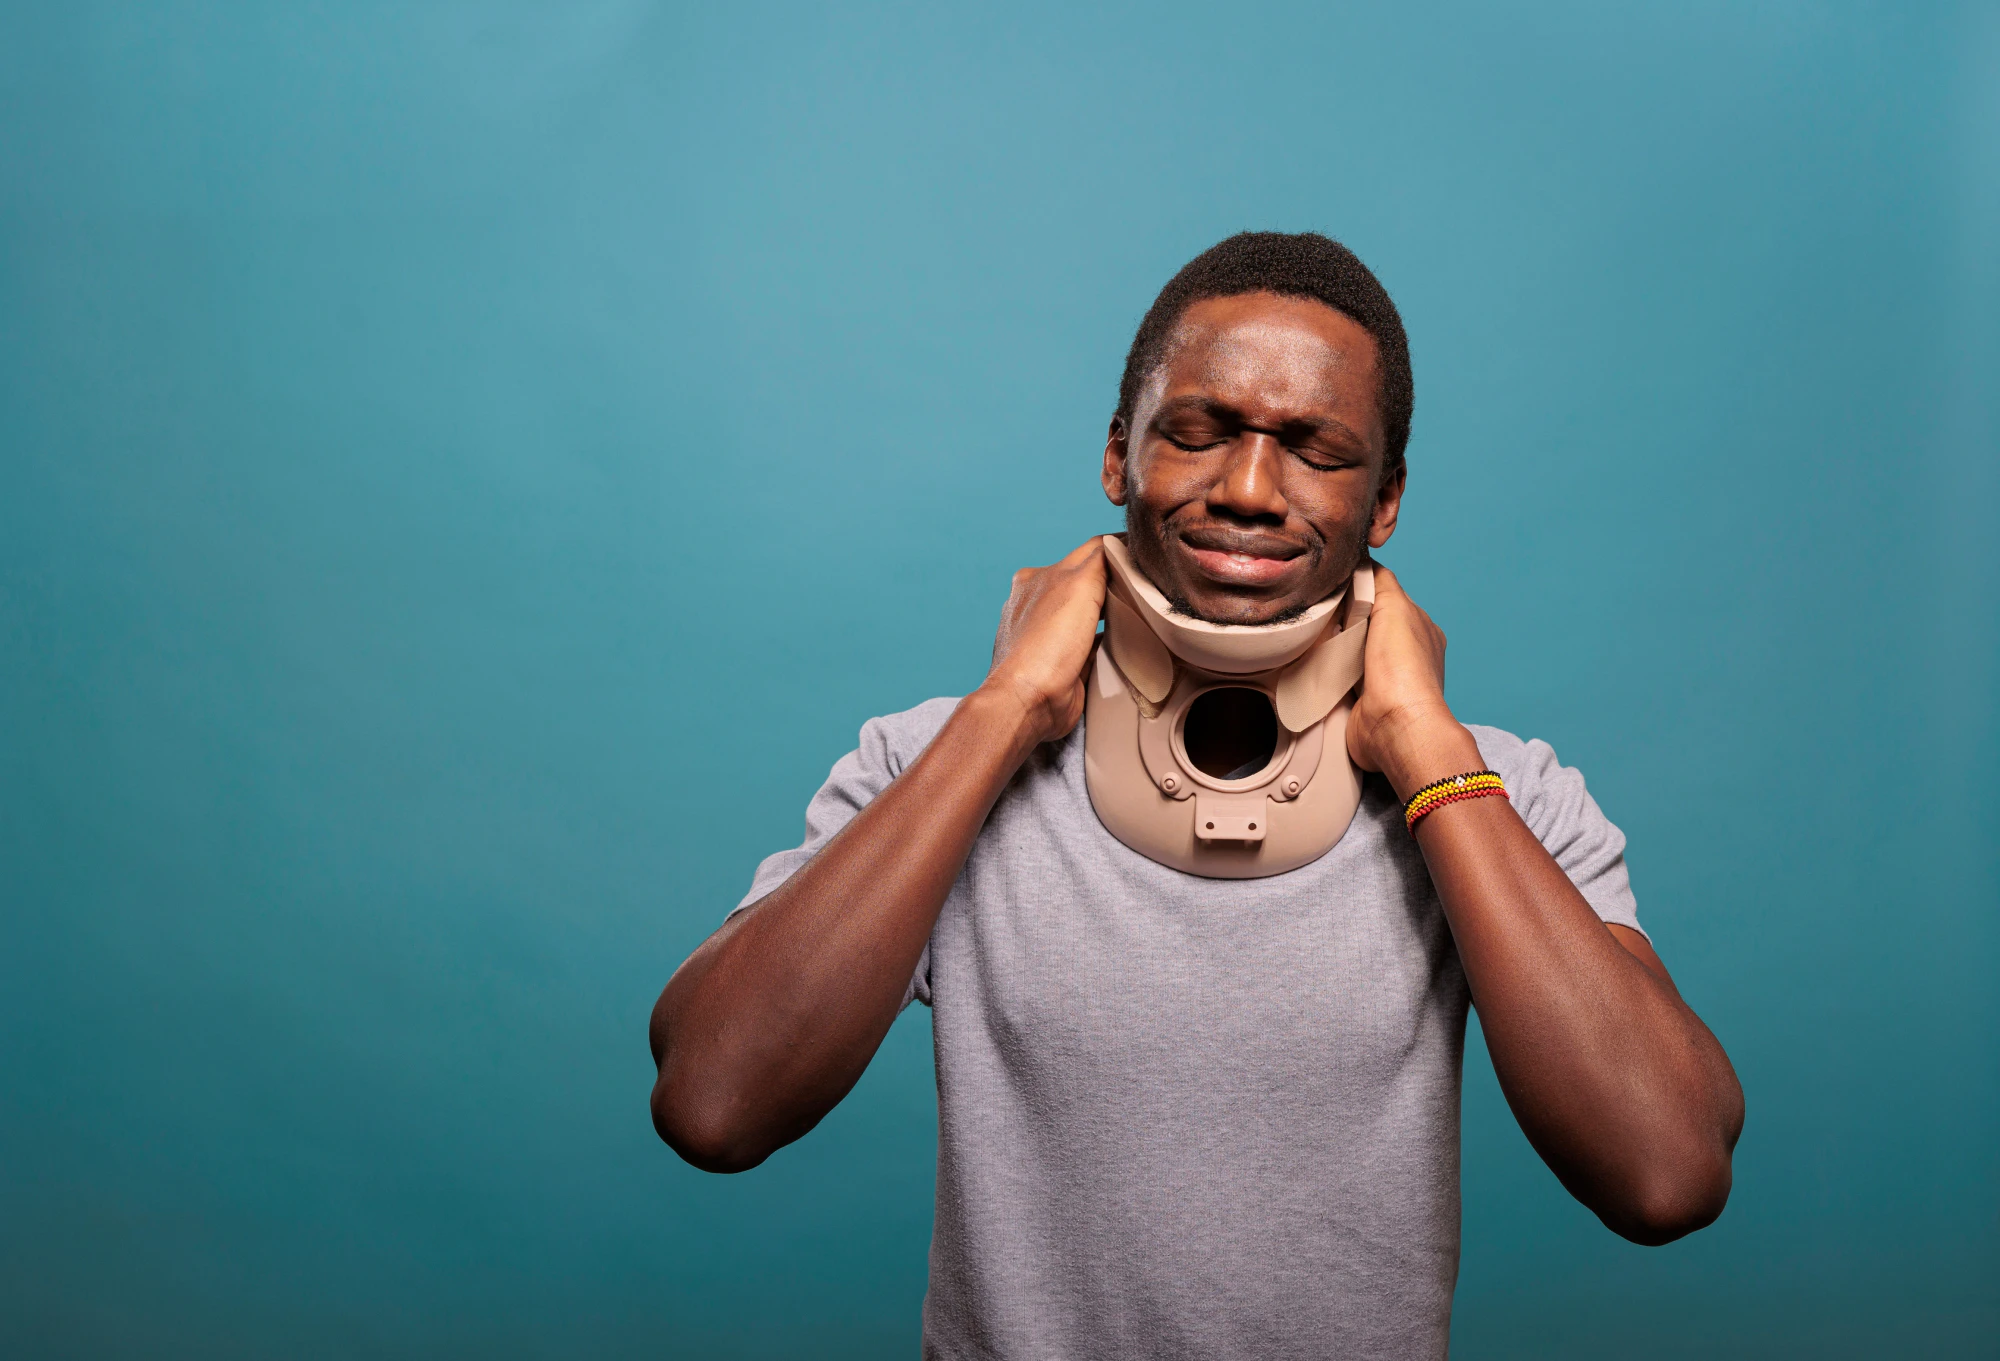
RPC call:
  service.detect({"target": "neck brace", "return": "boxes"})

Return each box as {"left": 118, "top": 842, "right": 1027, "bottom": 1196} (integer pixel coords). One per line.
{"left": 1083, "top": 535, "right": 1374, "bottom": 879}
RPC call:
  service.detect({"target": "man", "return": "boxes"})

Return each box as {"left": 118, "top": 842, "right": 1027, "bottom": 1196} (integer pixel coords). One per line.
{"left": 649, "top": 232, "right": 1744, "bottom": 1359}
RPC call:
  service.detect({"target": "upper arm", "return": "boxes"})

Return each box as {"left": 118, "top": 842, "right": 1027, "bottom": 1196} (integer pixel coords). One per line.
{"left": 1470, "top": 725, "right": 1647, "bottom": 939}
{"left": 714, "top": 702, "right": 954, "bottom": 1009}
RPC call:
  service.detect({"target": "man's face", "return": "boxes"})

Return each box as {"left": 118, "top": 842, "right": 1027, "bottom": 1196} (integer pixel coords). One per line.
{"left": 1102, "top": 291, "right": 1405, "bottom": 625}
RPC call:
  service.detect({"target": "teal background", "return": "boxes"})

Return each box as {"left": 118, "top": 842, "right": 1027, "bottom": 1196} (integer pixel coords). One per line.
{"left": 3, "top": 2, "right": 1995, "bottom": 1356}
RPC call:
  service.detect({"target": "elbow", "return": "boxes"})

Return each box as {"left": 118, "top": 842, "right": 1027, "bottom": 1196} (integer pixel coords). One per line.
{"left": 1598, "top": 1064, "right": 1745, "bottom": 1246}
{"left": 1600, "top": 1147, "right": 1734, "bottom": 1246}
{"left": 650, "top": 1072, "right": 773, "bottom": 1175}
{"left": 647, "top": 968, "right": 773, "bottom": 1174}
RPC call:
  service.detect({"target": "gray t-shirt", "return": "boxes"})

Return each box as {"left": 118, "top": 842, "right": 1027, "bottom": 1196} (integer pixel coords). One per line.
{"left": 737, "top": 698, "right": 1642, "bottom": 1360}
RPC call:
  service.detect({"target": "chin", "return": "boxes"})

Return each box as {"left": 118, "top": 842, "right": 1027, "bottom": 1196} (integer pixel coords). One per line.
{"left": 1184, "top": 592, "right": 1321, "bottom": 627}
{"left": 1150, "top": 574, "right": 1317, "bottom": 626}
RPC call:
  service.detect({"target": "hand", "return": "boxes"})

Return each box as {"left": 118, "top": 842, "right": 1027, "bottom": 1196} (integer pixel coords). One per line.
{"left": 1345, "top": 563, "right": 1482, "bottom": 799}
{"left": 980, "top": 537, "right": 1108, "bottom": 746}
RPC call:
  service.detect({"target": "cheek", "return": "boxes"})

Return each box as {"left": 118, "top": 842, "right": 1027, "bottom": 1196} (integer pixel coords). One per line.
{"left": 1127, "top": 448, "right": 1204, "bottom": 511}
{"left": 1284, "top": 473, "right": 1372, "bottom": 534}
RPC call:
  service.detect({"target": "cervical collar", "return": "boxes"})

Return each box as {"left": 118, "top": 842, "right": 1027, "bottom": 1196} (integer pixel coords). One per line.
{"left": 1083, "top": 534, "right": 1373, "bottom": 879}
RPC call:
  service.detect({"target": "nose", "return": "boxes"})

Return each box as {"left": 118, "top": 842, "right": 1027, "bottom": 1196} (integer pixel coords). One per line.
{"left": 1206, "top": 432, "right": 1290, "bottom": 522}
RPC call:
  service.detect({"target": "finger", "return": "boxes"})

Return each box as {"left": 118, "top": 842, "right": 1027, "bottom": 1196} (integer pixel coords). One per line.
{"left": 1370, "top": 562, "right": 1408, "bottom": 600}
{"left": 1057, "top": 540, "right": 1108, "bottom": 599}
{"left": 1056, "top": 536, "right": 1106, "bottom": 569}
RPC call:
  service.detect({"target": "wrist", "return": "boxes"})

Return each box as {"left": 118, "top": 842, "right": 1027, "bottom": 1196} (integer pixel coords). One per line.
{"left": 963, "top": 680, "right": 1058, "bottom": 761}
{"left": 1375, "top": 707, "right": 1483, "bottom": 803}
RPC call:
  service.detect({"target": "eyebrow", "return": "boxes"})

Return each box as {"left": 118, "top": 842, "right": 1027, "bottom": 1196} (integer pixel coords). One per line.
{"left": 1153, "top": 395, "right": 1368, "bottom": 449}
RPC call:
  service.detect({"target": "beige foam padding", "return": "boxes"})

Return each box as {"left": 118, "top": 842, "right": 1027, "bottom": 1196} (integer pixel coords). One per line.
{"left": 1103, "top": 588, "right": 1174, "bottom": 705}
{"left": 1100, "top": 535, "right": 1342, "bottom": 675}
{"left": 1273, "top": 563, "right": 1374, "bottom": 733}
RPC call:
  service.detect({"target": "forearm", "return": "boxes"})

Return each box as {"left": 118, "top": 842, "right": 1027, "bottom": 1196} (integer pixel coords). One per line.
{"left": 651, "top": 684, "right": 1041, "bottom": 1171}
{"left": 1387, "top": 720, "right": 1743, "bottom": 1243}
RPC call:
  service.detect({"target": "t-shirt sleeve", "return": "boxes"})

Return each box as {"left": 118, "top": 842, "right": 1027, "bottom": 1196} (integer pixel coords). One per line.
{"left": 1467, "top": 725, "right": 1646, "bottom": 940}
{"left": 729, "top": 697, "right": 961, "bottom": 1009}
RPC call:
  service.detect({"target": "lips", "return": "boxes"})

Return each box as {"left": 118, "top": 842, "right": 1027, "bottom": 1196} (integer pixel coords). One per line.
{"left": 1175, "top": 528, "right": 1309, "bottom": 588}
{"left": 1180, "top": 528, "right": 1304, "bottom": 559}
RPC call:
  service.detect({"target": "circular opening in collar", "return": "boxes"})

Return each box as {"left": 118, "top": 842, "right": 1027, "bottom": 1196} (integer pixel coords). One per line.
{"left": 1175, "top": 686, "right": 1286, "bottom": 788}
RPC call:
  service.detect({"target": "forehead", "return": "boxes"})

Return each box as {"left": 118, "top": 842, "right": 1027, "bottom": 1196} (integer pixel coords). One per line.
{"left": 1151, "top": 292, "right": 1382, "bottom": 438}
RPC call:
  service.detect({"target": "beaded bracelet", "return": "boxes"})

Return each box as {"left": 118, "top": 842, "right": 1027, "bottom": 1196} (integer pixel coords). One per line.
{"left": 1403, "top": 770, "right": 1508, "bottom": 832}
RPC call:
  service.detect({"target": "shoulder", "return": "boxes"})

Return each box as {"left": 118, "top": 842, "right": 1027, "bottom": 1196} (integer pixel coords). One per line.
{"left": 742, "top": 696, "right": 965, "bottom": 898}
{"left": 1463, "top": 722, "right": 1625, "bottom": 853}
{"left": 1462, "top": 722, "right": 1610, "bottom": 836}
{"left": 1462, "top": 723, "right": 1564, "bottom": 787}
{"left": 853, "top": 696, "right": 963, "bottom": 778}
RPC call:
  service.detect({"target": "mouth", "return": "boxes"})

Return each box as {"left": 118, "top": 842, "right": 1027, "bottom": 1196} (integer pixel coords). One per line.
{"left": 1175, "top": 528, "right": 1309, "bottom": 589}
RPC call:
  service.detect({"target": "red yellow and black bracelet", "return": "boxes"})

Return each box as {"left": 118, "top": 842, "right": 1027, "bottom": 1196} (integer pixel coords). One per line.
{"left": 1403, "top": 770, "right": 1508, "bottom": 832}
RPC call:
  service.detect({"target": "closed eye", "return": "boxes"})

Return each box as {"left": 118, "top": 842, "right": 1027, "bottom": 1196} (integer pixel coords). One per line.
{"left": 1291, "top": 447, "right": 1359, "bottom": 472}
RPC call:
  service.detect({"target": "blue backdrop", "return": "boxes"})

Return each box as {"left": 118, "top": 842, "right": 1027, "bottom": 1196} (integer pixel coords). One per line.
{"left": 3, "top": 3, "right": 1994, "bottom": 1356}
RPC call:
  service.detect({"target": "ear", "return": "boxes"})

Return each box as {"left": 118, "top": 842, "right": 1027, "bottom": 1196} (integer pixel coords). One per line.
{"left": 1366, "top": 465, "right": 1406, "bottom": 548}
{"left": 1101, "top": 417, "right": 1131, "bottom": 506}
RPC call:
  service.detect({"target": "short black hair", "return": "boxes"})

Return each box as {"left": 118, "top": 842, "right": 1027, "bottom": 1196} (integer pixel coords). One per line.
{"left": 1116, "top": 232, "right": 1414, "bottom": 477}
